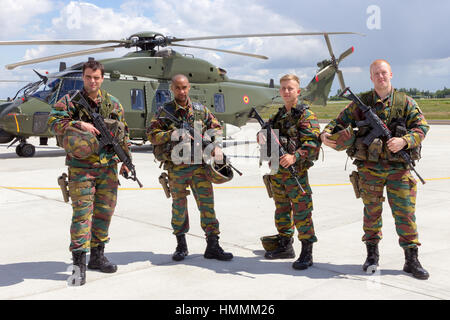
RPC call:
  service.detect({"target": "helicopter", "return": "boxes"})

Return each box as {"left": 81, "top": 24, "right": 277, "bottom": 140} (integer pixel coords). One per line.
{"left": 0, "top": 31, "right": 361, "bottom": 157}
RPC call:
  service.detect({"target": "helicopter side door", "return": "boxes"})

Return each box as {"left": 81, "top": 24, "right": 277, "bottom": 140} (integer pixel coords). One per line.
{"left": 103, "top": 79, "right": 147, "bottom": 140}
{"left": 127, "top": 86, "right": 147, "bottom": 139}
{"left": 144, "top": 82, "right": 172, "bottom": 128}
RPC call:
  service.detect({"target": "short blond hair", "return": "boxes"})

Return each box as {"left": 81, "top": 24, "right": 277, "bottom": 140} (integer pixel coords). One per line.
{"left": 370, "top": 59, "right": 391, "bottom": 73}
{"left": 280, "top": 74, "right": 300, "bottom": 86}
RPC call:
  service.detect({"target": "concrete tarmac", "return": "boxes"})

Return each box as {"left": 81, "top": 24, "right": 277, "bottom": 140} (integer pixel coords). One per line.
{"left": 0, "top": 123, "right": 449, "bottom": 300}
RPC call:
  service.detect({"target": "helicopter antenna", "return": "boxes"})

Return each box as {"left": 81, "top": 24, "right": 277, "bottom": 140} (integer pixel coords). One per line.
{"left": 33, "top": 69, "right": 48, "bottom": 84}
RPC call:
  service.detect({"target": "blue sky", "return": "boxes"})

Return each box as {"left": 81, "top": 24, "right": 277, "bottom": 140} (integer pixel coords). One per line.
{"left": 1, "top": 0, "right": 449, "bottom": 99}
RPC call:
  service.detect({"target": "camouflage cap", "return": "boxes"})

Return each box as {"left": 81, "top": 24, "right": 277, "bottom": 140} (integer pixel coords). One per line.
{"left": 260, "top": 234, "right": 281, "bottom": 252}
{"left": 328, "top": 125, "right": 355, "bottom": 151}
{"left": 62, "top": 126, "right": 99, "bottom": 159}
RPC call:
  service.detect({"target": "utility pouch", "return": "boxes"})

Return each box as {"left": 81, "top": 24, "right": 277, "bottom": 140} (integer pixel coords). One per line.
{"left": 57, "top": 173, "right": 70, "bottom": 203}
{"left": 367, "top": 138, "right": 382, "bottom": 162}
{"left": 348, "top": 137, "right": 368, "bottom": 160}
{"left": 263, "top": 174, "right": 273, "bottom": 198}
{"left": 158, "top": 172, "right": 171, "bottom": 198}
{"left": 349, "top": 171, "right": 361, "bottom": 199}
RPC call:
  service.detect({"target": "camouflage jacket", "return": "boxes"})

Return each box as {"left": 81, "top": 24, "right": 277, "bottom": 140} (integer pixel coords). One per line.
{"left": 267, "top": 103, "right": 321, "bottom": 172}
{"left": 147, "top": 98, "right": 222, "bottom": 165}
{"left": 322, "top": 89, "right": 429, "bottom": 168}
{"left": 48, "top": 89, "right": 130, "bottom": 168}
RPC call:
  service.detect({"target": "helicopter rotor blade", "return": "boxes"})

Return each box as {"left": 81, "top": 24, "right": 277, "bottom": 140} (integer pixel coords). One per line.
{"left": 1, "top": 31, "right": 362, "bottom": 69}
{"left": 321, "top": 34, "right": 352, "bottom": 91}
{"left": 336, "top": 69, "right": 346, "bottom": 91}
{"left": 338, "top": 46, "right": 354, "bottom": 64}
{"left": 5, "top": 45, "right": 122, "bottom": 70}
{"left": 314, "top": 65, "right": 335, "bottom": 82}
{"left": 0, "top": 80, "right": 31, "bottom": 82}
{"left": 171, "top": 31, "right": 365, "bottom": 42}
{"left": 0, "top": 39, "right": 128, "bottom": 46}
{"left": 170, "top": 43, "right": 268, "bottom": 60}
{"left": 323, "top": 33, "right": 337, "bottom": 63}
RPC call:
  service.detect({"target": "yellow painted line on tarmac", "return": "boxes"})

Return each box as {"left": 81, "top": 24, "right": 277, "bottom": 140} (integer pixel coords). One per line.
{"left": 421, "top": 177, "right": 450, "bottom": 181}
{"left": 0, "top": 186, "right": 59, "bottom": 190}
{"left": 0, "top": 186, "right": 162, "bottom": 191}
{"left": 1, "top": 176, "right": 449, "bottom": 192}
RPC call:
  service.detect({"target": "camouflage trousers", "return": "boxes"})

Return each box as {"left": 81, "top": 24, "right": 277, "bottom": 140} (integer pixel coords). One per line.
{"left": 357, "top": 165, "right": 420, "bottom": 248}
{"left": 167, "top": 164, "right": 219, "bottom": 237}
{"left": 68, "top": 164, "right": 119, "bottom": 252}
{"left": 270, "top": 169, "right": 317, "bottom": 243}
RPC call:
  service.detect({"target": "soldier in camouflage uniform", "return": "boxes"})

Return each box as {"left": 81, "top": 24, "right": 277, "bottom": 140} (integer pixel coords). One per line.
{"left": 147, "top": 74, "right": 233, "bottom": 262}
{"left": 48, "top": 60, "right": 131, "bottom": 285}
{"left": 321, "top": 59, "right": 430, "bottom": 279}
{"left": 257, "top": 74, "right": 321, "bottom": 270}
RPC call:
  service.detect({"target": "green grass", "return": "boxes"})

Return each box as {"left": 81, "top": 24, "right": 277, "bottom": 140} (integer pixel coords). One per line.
{"left": 259, "top": 99, "right": 450, "bottom": 120}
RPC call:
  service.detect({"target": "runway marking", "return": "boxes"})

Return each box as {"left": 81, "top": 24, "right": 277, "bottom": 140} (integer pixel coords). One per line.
{"left": 1, "top": 176, "right": 449, "bottom": 191}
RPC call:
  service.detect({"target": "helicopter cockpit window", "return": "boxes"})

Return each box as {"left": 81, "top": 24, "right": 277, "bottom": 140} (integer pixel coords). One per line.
{"left": 214, "top": 93, "right": 225, "bottom": 113}
{"left": 131, "top": 89, "right": 145, "bottom": 111}
{"left": 57, "top": 75, "right": 84, "bottom": 101}
{"left": 30, "top": 78, "right": 60, "bottom": 103}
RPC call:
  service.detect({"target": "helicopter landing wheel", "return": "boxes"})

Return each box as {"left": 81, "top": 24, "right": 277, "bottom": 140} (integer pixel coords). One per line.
{"left": 16, "top": 143, "right": 36, "bottom": 157}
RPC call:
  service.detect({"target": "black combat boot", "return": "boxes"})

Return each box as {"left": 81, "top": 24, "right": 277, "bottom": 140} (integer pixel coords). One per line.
{"left": 204, "top": 235, "right": 233, "bottom": 261}
{"left": 292, "top": 240, "right": 313, "bottom": 270}
{"left": 88, "top": 243, "right": 118, "bottom": 273}
{"left": 403, "top": 247, "right": 429, "bottom": 280}
{"left": 362, "top": 242, "right": 379, "bottom": 272}
{"left": 264, "top": 235, "right": 295, "bottom": 259}
{"left": 70, "top": 250, "right": 86, "bottom": 286}
{"left": 172, "top": 234, "right": 189, "bottom": 261}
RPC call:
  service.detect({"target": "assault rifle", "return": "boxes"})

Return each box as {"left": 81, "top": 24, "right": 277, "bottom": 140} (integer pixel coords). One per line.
{"left": 339, "top": 87, "right": 425, "bottom": 184}
{"left": 159, "top": 105, "right": 242, "bottom": 176}
{"left": 69, "top": 90, "right": 143, "bottom": 188}
{"left": 249, "top": 107, "right": 306, "bottom": 194}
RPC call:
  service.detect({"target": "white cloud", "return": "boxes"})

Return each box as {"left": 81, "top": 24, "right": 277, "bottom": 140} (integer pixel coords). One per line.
{"left": 412, "top": 57, "right": 450, "bottom": 77}
{"left": 0, "top": 0, "right": 53, "bottom": 38}
{"left": 24, "top": 46, "right": 49, "bottom": 61}
{"left": 49, "top": 1, "right": 164, "bottom": 39}
{"left": 6, "top": 0, "right": 330, "bottom": 78}
{"left": 3, "top": 0, "right": 447, "bottom": 98}
{"left": 340, "top": 66, "right": 364, "bottom": 74}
